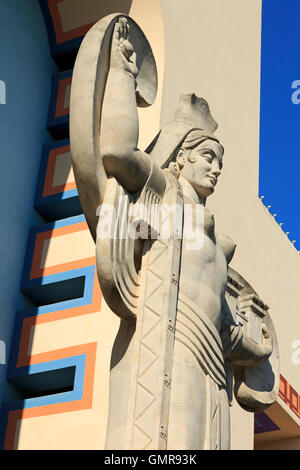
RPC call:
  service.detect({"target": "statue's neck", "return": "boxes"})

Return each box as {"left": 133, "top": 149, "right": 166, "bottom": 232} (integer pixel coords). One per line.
{"left": 179, "top": 176, "right": 206, "bottom": 206}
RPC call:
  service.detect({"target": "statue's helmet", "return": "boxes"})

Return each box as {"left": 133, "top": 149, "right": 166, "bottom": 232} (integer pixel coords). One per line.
{"left": 146, "top": 93, "right": 222, "bottom": 169}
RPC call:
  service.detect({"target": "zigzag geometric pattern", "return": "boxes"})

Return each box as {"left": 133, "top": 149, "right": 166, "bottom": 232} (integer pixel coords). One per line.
{"left": 279, "top": 374, "right": 300, "bottom": 419}
{"left": 1, "top": 215, "right": 103, "bottom": 449}
{"left": 131, "top": 238, "right": 168, "bottom": 449}
{"left": 127, "top": 178, "right": 183, "bottom": 450}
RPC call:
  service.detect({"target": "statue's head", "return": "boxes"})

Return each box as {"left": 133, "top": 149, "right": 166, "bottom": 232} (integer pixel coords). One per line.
{"left": 148, "top": 94, "right": 224, "bottom": 199}
{"left": 169, "top": 129, "right": 224, "bottom": 198}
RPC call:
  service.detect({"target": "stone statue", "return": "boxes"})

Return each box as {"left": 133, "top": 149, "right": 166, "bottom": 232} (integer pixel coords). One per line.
{"left": 70, "top": 14, "right": 279, "bottom": 450}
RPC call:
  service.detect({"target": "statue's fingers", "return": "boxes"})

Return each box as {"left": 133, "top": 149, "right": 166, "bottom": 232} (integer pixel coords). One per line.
{"left": 123, "top": 18, "right": 129, "bottom": 39}
{"left": 123, "top": 40, "right": 134, "bottom": 59}
{"left": 262, "top": 323, "right": 270, "bottom": 339}
{"left": 131, "top": 52, "right": 138, "bottom": 73}
{"left": 119, "top": 17, "right": 127, "bottom": 38}
{"left": 114, "top": 22, "right": 120, "bottom": 41}
{"left": 116, "top": 19, "right": 123, "bottom": 38}
{"left": 262, "top": 323, "right": 273, "bottom": 349}
{"left": 130, "top": 61, "right": 138, "bottom": 77}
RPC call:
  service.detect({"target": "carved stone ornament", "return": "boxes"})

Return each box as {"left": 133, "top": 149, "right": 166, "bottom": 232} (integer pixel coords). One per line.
{"left": 70, "top": 14, "right": 279, "bottom": 450}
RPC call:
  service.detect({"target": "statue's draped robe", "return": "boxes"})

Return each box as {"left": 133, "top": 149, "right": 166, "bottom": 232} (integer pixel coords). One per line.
{"left": 100, "top": 168, "right": 230, "bottom": 450}
{"left": 168, "top": 293, "right": 230, "bottom": 449}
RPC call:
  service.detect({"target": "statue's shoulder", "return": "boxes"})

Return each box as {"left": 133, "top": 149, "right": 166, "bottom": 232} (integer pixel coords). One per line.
{"left": 216, "top": 231, "right": 237, "bottom": 264}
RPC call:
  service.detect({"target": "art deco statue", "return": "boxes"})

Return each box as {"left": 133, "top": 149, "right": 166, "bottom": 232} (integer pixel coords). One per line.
{"left": 70, "top": 14, "right": 279, "bottom": 450}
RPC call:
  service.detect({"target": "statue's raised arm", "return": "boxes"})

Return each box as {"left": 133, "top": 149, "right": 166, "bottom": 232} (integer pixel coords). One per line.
{"left": 70, "top": 14, "right": 160, "bottom": 241}
{"left": 100, "top": 18, "right": 158, "bottom": 193}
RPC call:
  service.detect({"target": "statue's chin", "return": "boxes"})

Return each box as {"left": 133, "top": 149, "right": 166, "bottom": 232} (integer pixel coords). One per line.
{"left": 196, "top": 186, "right": 214, "bottom": 199}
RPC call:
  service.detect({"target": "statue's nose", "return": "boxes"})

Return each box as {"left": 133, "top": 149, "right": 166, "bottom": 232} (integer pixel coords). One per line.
{"left": 212, "top": 160, "right": 222, "bottom": 177}
{"left": 212, "top": 168, "right": 221, "bottom": 177}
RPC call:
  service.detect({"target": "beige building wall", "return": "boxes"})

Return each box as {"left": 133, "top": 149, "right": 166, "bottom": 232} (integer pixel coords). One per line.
{"left": 255, "top": 437, "right": 300, "bottom": 451}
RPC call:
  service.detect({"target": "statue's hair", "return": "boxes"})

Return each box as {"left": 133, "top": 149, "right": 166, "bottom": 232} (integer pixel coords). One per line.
{"left": 168, "top": 129, "right": 223, "bottom": 178}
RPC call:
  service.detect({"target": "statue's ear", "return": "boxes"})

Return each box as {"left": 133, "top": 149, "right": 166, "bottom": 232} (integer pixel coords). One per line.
{"left": 176, "top": 148, "right": 186, "bottom": 168}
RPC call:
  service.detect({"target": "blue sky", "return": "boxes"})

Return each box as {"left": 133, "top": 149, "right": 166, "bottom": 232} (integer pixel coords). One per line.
{"left": 260, "top": 0, "right": 300, "bottom": 250}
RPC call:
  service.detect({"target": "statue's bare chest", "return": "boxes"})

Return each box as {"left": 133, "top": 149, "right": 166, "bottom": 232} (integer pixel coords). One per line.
{"left": 179, "top": 202, "right": 228, "bottom": 323}
{"left": 181, "top": 203, "right": 221, "bottom": 262}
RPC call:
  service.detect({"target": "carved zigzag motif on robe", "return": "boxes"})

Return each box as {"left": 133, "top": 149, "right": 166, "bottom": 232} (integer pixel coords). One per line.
{"left": 132, "top": 241, "right": 169, "bottom": 449}
{"left": 128, "top": 172, "right": 183, "bottom": 450}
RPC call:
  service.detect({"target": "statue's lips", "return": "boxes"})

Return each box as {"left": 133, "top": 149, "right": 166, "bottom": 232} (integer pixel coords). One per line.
{"left": 207, "top": 176, "right": 217, "bottom": 185}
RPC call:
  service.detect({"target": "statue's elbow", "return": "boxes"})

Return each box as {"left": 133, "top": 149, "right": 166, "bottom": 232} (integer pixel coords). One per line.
{"left": 102, "top": 145, "right": 136, "bottom": 161}
{"left": 101, "top": 150, "right": 132, "bottom": 175}
{"left": 102, "top": 152, "right": 117, "bottom": 173}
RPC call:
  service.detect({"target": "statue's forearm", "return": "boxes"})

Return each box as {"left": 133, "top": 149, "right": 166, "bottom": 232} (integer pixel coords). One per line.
{"left": 100, "top": 69, "right": 151, "bottom": 192}
{"left": 101, "top": 69, "right": 138, "bottom": 155}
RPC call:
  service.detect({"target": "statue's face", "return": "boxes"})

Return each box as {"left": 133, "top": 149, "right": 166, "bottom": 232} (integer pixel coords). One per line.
{"left": 179, "top": 139, "right": 223, "bottom": 198}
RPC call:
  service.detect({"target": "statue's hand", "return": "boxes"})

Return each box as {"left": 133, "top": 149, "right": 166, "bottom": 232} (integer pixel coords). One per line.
{"left": 227, "top": 322, "right": 273, "bottom": 367}
{"left": 241, "top": 322, "right": 273, "bottom": 366}
{"left": 258, "top": 322, "right": 273, "bottom": 360}
{"left": 111, "top": 18, "right": 138, "bottom": 77}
